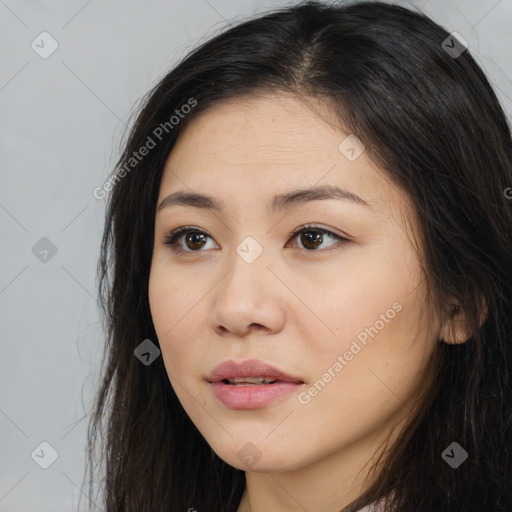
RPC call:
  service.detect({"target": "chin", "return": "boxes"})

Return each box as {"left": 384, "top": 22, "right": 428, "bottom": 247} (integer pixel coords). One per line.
{"left": 206, "top": 436, "right": 309, "bottom": 473}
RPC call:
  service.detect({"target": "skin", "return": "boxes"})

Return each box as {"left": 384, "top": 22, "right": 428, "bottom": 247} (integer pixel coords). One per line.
{"left": 148, "top": 92, "right": 466, "bottom": 512}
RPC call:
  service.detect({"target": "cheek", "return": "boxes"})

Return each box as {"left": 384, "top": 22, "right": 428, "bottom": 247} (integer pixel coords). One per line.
{"left": 302, "top": 251, "right": 434, "bottom": 408}
{"left": 148, "top": 267, "right": 170, "bottom": 340}
{"left": 304, "top": 258, "right": 408, "bottom": 359}
{"left": 148, "top": 262, "right": 212, "bottom": 393}
{"left": 293, "top": 307, "right": 435, "bottom": 455}
{"left": 149, "top": 258, "right": 191, "bottom": 335}
{"left": 148, "top": 265, "right": 189, "bottom": 371}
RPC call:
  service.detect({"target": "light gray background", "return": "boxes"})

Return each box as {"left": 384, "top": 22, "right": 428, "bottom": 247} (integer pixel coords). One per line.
{"left": 1, "top": 0, "right": 511, "bottom": 511}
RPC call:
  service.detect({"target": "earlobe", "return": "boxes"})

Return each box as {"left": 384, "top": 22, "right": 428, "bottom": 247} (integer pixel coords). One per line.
{"left": 440, "top": 305, "right": 466, "bottom": 344}
{"left": 440, "top": 317, "right": 469, "bottom": 344}
{"left": 439, "top": 295, "right": 488, "bottom": 345}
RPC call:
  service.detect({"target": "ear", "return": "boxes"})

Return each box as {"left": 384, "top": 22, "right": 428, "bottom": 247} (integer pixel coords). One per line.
{"left": 440, "top": 295, "right": 487, "bottom": 345}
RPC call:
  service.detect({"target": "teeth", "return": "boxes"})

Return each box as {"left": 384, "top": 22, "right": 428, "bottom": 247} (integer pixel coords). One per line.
{"left": 226, "top": 377, "right": 276, "bottom": 385}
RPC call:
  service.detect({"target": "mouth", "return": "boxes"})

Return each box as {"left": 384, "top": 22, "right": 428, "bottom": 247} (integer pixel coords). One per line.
{"left": 221, "top": 377, "right": 280, "bottom": 385}
{"left": 206, "top": 359, "right": 305, "bottom": 409}
{"left": 207, "top": 358, "right": 304, "bottom": 385}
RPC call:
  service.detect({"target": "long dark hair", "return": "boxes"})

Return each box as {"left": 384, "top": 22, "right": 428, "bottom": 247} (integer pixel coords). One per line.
{"left": 83, "top": 1, "right": 512, "bottom": 511}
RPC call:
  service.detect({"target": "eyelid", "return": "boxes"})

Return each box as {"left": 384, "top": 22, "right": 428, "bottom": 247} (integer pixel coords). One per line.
{"left": 162, "top": 223, "right": 351, "bottom": 254}
{"left": 289, "top": 223, "right": 351, "bottom": 242}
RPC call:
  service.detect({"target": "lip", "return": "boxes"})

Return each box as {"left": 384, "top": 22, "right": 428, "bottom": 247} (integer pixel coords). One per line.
{"left": 207, "top": 359, "right": 304, "bottom": 384}
{"left": 207, "top": 359, "right": 305, "bottom": 409}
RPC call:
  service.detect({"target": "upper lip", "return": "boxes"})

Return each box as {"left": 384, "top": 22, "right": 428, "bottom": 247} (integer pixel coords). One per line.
{"left": 207, "top": 359, "right": 304, "bottom": 384}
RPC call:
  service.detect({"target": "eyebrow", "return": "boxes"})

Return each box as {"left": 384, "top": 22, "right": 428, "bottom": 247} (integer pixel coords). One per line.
{"left": 156, "top": 185, "right": 373, "bottom": 214}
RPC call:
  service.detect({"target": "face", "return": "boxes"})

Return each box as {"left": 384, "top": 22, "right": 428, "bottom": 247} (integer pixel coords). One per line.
{"left": 148, "top": 92, "right": 441, "bottom": 474}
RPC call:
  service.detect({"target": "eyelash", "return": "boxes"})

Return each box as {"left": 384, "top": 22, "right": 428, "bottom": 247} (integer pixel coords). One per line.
{"left": 163, "top": 224, "right": 349, "bottom": 254}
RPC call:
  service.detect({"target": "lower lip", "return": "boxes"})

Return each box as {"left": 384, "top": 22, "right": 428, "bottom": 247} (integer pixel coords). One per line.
{"left": 210, "top": 381, "right": 303, "bottom": 409}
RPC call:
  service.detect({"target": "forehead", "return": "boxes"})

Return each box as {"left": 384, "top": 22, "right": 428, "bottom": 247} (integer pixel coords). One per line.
{"left": 159, "top": 93, "right": 409, "bottom": 218}
{"left": 168, "top": 93, "right": 348, "bottom": 164}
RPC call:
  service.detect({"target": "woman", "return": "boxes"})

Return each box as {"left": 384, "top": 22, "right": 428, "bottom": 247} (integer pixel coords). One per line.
{"left": 85, "top": 1, "right": 512, "bottom": 511}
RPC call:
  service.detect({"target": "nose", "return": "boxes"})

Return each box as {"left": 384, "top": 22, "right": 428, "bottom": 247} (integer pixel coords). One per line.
{"left": 208, "top": 245, "right": 286, "bottom": 338}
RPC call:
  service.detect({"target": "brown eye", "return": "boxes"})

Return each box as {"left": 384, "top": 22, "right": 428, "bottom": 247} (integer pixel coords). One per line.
{"left": 298, "top": 230, "right": 324, "bottom": 250}
{"left": 183, "top": 232, "right": 208, "bottom": 251}
{"left": 164, "top": 224, "right": 349, "bottom": 254}
{"left": 288, "top": 225, "right": 349, "bottom": 252}
{"left": 164, "top": 227, "right": 216, "bottom": 253}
